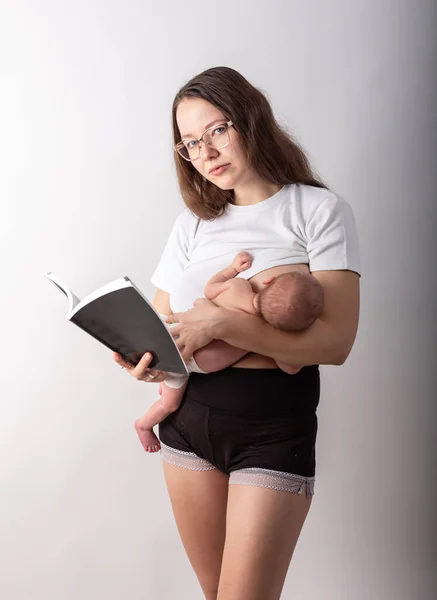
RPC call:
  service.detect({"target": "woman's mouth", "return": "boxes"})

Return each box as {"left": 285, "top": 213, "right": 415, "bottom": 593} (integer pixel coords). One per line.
{"left": 209, "top": 164, "right": 230, "bottom": 176}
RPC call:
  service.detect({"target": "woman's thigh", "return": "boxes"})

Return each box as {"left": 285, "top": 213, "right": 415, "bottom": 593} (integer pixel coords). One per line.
{"left": 162, "top": 461, "right": 229, "bottom": 600}
{"left": 218, "top": 484, "right": 312, "bottom": 600}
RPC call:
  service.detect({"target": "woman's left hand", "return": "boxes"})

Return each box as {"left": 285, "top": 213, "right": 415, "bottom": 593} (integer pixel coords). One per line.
{"left": 165, "top": 298, "right": 227, "bottom": 362}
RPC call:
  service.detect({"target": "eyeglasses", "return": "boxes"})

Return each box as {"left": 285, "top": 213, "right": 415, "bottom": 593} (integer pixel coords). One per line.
{"left": 174, "top": 120, "right": 234, "bottom": 161}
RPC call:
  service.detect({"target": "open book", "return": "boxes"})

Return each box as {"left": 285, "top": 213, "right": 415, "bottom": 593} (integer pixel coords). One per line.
{"left": 45, "top": 273, "right": 188, "bottom": 374}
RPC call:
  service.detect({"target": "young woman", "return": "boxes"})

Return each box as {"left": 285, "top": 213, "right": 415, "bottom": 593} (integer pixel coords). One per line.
{"left": 114, "top": 66, "right": 361, "bottom": 600}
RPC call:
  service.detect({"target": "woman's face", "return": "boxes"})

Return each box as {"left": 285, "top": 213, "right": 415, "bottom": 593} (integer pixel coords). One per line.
{"left": 175, "top": 97, "right": 253, "bottom": 190}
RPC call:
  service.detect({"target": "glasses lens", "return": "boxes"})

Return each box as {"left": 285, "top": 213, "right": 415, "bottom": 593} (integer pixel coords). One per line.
{"left": 204, "top": 123, "right": 229, "bottom": 150}
{"left": 176, "top": 123, "right": 230, "bottom": 161}
{"left": 177, "top": 142, "right": 199, "bottom": 161}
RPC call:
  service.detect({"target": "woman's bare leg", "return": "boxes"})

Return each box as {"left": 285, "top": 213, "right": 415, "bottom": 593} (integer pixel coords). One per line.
{"left": 217, "top": 484, "right": 312, "bottom": 600}
{"left": 162, "top": 462, "right": 229, "bottom": 600}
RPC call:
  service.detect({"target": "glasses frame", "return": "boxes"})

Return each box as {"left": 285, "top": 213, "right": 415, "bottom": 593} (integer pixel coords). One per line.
{"left": 174, "top": 120, "right": 234, "bottom": 161}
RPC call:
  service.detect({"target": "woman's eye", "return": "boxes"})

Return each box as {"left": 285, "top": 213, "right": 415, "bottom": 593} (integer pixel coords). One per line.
{"left": 186, "top": 140, "right": 198, "bottom": 149}
{"left": 213, "top": 126, "right": 225, "bottom": 135}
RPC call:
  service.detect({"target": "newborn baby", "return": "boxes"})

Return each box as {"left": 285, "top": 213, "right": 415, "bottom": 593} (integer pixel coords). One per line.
{"left": 135, "top": 251, "right": 324, "bottom": 452}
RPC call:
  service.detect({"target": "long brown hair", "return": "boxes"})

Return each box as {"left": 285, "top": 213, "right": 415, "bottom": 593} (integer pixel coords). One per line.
{"left": 172, "top": 66, "right": 328, "bottom": 220}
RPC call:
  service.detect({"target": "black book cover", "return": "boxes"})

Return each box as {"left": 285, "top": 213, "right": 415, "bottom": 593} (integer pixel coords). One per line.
{"left": 46, "top": 273, "right": 187, "bottom": 374}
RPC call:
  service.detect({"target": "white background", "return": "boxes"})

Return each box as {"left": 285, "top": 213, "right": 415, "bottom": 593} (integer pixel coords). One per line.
{"left": 1, "top": 1, "right": 436, "bottom": 598}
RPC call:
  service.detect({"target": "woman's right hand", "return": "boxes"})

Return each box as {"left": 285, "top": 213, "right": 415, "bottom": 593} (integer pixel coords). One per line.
{"left": 112, "top": 352, "right": 168, "bottom": 383}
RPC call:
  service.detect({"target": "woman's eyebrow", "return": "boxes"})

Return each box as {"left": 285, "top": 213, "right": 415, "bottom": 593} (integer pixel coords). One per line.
{"left": 181, "top": 119, "right": 225, "bottom": 138}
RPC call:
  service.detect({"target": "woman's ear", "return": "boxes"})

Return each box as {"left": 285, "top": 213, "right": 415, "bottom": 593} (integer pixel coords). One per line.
{"left": 262, "top": 276, "right": 276, "bottom": 286}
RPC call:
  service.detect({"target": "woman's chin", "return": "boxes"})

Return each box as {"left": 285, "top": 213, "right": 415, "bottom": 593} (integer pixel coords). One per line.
{"left": 211, "top": 175, "right": 237, "bottom": 191}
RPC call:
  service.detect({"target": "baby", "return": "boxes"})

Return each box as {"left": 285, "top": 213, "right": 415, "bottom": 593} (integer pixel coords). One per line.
{"left": 135, "top": 251, "right": 324, "bottom": 452}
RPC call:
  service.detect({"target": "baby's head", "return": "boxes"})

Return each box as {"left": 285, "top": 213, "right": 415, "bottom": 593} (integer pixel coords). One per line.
{"left": 254, "top": 271, "right": 324, "bottom": 331}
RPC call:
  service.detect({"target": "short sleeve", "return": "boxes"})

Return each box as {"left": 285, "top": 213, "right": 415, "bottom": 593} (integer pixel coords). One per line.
{"left": 305, "top": 194, "right": 361, "bottom": 275}
{"left": 150, "top": 209, "right": 197, "bottom": 293}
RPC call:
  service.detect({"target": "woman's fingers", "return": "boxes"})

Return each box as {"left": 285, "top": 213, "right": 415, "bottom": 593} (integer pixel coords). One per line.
{"left": 165, "top": 312, "right": 181, "bottom": 324}
{"left": 132, "top": 353, "right": 169, "bottom": 382}
{"left": 113, "top": 352, "right": 132, "bottom": 368}
{"left": 171, "top": 333, "right": 185, "bottom": 351}
{"left": 113, "top": 351, "right": 152, "bottom": 373}
{"left": 131, "top": 352, "right": 153, "bottom": 379}
{"left": 113, "top": 351, "right": 167, "bottom": 382}
{"left": 167, "top": 323, "right": 182, "bottom": 338}
{"left": 174, "top": 338, "right": 191, "bottom": 363}
{"left": 181, "top": 348, "right": 191, "bottom": 363}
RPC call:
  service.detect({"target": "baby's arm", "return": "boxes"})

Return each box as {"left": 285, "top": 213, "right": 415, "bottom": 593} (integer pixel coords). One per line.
{"left": 204, "top": 251, "right": 252, "bottom": 301}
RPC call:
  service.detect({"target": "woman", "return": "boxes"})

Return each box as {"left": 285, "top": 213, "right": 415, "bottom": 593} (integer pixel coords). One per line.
{"left": 114, "top": 66, "right": 360, "bottom": 600}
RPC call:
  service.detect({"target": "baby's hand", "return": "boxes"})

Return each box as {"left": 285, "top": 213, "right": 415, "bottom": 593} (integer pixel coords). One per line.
{"left": 232, "top": 251, "right": 252, "bottom": 273}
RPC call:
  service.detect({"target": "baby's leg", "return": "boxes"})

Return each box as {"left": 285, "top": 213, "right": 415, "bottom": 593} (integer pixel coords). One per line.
{"left": 135, "top": 382, "right": 187, "bottom": 453}
{"left": 275, "top": 360, "right": 303, "bottom": 375}
{"left": 193, "top": 340, "right": 248, "bottom": 372}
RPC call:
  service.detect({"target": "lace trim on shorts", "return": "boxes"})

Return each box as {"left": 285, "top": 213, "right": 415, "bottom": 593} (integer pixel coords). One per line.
{"left": 229, "top": 467, "right": 315, "bottom": 498}
{"left": 160, "top": 442, "right": 217, "bottom": 471}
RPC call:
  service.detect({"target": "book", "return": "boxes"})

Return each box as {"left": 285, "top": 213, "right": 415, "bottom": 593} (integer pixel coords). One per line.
{"left": 45, "top": 273, "right": 188, "bottom": 374}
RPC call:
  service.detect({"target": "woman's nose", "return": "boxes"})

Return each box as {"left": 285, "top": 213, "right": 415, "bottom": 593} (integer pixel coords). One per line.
{"left": 200, "top": 141, "right": 219, "bottom": 160}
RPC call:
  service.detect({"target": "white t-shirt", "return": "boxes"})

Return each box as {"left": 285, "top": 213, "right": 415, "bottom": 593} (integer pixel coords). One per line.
{"left": 151, "top": 184, "right": 361, "bottom": 313}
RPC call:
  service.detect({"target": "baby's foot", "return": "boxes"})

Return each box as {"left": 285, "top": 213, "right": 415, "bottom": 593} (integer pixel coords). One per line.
{"left": 134, "top": 419, "right": 161, "bottom": 453}
{"left": 232, "top": 251, "right": 252, "bottom": 273}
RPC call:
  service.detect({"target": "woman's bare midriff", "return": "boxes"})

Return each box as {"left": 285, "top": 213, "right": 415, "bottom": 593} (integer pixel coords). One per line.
{"left": 230, "top": 263, "right": 310, "bottom": 369}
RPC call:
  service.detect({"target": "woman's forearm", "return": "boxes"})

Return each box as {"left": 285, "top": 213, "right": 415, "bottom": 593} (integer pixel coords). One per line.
{"left": 212, "top": 310, "right": 347, "bottom": 366}
{"left": 167, "top": 271, "right": 359, "bottom": 366}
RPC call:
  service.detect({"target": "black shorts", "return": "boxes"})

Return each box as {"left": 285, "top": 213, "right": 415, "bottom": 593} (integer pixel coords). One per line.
{"left": 159, "top": 365, "right": 320, "bottom": 497}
